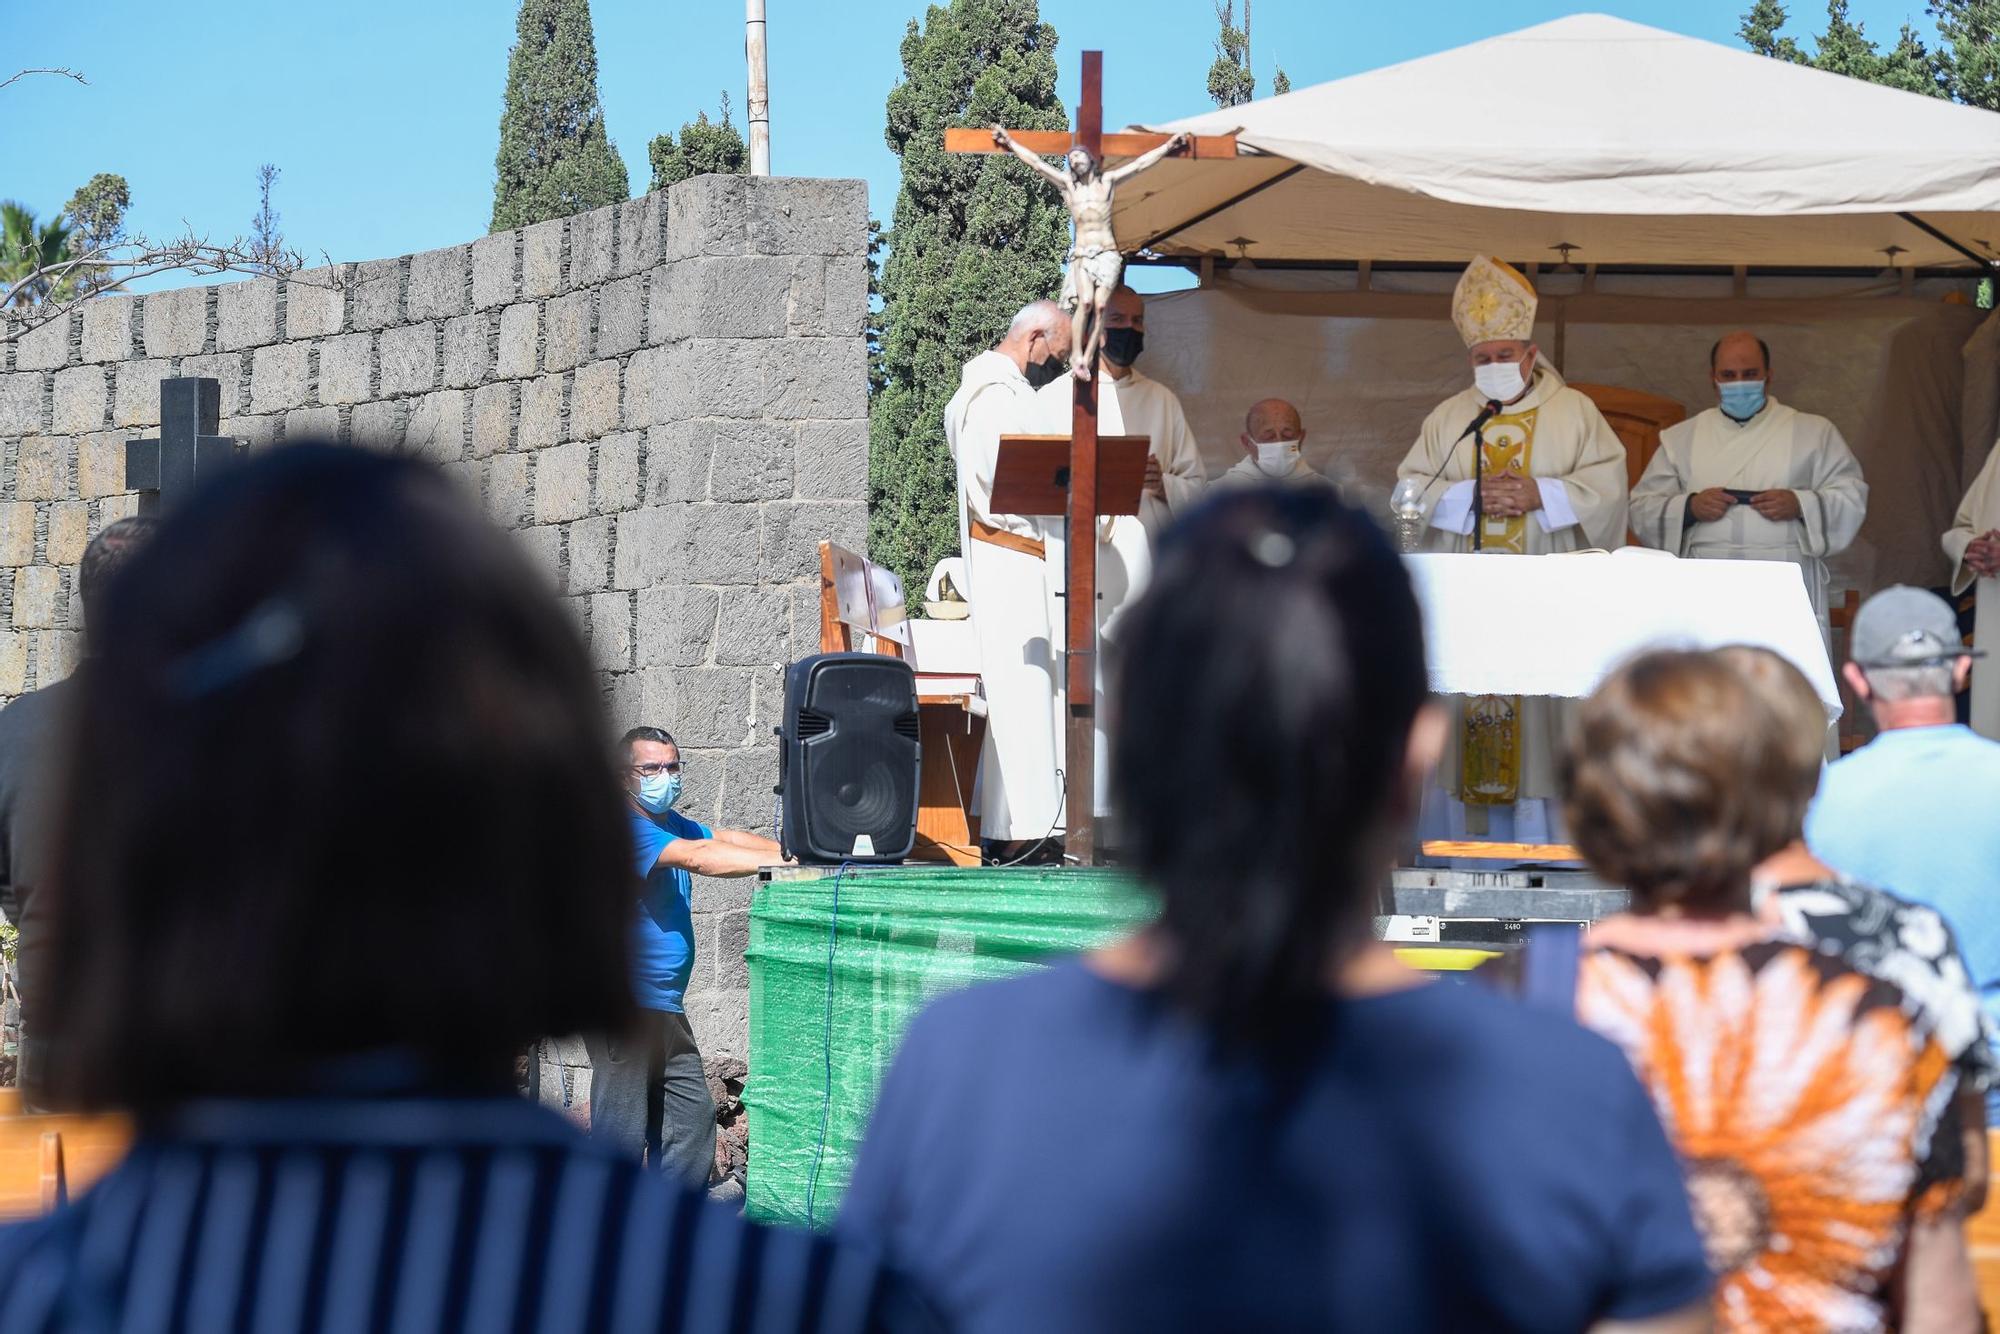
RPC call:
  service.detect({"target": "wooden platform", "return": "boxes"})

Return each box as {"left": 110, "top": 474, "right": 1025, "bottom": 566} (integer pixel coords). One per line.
{"left": 0, "top": 1091, "right": 131, "bottom": 1217}
{"left": 1419, "top": 840, "right": 1580, "bottom": 863}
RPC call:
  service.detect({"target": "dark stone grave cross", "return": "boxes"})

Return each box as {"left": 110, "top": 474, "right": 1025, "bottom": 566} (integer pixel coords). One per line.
{"left": 124, "top": 377, "right": 246, "bottom": 515}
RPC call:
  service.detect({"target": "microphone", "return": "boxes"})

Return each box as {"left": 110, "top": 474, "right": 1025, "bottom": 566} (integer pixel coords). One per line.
{"left": 1395, "top": 400, "right": 1504, "bottom": 554}
{"left": 1456, "top": 399, "right": 1504, "bottom": 445}
{"left": 1413, "top": 399, "right": 1501, "bottom": 495}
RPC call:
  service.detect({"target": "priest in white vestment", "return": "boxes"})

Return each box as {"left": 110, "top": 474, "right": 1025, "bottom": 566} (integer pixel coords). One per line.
{"left": 944, "top": 300, "right": 1070, "bottom": 848}
{"left": 1032, "top": 285, "right": 1208, "bottom": 819}
{"left": 1214, "top": 398, "right": 1337, "bottom": 492}
{"left": 1944, "top": 444, "right": 2000, "bottom": 740}
{"left": 1631, "top": 331, "right": 1867, "bottom": 641}
{"left": 1395, "top": 256, "right": 1629, "bottom": 845}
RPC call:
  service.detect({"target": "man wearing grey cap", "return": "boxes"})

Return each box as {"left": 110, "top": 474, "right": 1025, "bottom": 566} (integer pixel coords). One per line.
{"left": 1807, "top": 585, "right": 2000, "bottom": 1112}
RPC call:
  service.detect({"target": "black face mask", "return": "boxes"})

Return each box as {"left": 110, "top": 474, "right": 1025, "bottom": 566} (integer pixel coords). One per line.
{"left": 1101, "top": 327, "right": 1144, "bottom": 368}
{"left": 1024, "top": 355, "right": 1066, "bottom": 389}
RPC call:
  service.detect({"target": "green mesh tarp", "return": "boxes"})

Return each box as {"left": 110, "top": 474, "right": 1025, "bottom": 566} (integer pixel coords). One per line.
{"left": 743, "top": 865, "right": 1153, "bottom": 1227}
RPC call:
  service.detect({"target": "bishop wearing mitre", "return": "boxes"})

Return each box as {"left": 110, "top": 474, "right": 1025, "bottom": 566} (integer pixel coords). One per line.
{"left": 1944, "top": 444, "right": 2000, "bottom": 740}
{"left": 1396, "top": 255, "right": 1629, "bottom": 842}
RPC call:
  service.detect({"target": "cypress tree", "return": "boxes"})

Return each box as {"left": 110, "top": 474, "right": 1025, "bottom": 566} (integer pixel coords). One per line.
{"left": 1738, "top": 0, "right": 1951, "bottom": 98}
{"left": 649, "top": 93, "right": 749, "bottom": 191}
{"left": 1742, "top": 0, "right": 1991, "bottom": 302}
{"left": 1207, "top": 2, "right": 1256, "bottom": 107}
{"left": 868, "top": 0, "right": 1069, "bottom": 597}
{"left": 491, "top": 0, "right": 630, "bottom": 232}
{"left": 1931, "top": 0, "right": 2000, "bottom": 109}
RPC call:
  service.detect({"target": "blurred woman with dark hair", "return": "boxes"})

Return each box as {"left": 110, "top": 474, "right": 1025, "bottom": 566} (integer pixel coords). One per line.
{"left": 1567, "top": 649, "right": 1975, "bottom": 1332}
{"left": 0, "top": 444, "right": 933, "bottom": 1333}
{"left": 841, "top": 488, "right": 1712, "bottom": 1333}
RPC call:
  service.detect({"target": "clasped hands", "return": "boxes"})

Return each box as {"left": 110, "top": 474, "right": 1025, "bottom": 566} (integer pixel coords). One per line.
{"left": 1479, "top": 468, "right": 1541, "bottom": 518}
{"left": 1967, "top": 529, "right": 2000, "bottom": 578}
{"left": 1690, "top": 487, "right": 1801, "bottom": 524}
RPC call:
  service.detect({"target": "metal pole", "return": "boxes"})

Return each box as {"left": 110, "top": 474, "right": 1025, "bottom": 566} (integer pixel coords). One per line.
{"left": 746, "top": 0, "right": 771, "bottom": 176}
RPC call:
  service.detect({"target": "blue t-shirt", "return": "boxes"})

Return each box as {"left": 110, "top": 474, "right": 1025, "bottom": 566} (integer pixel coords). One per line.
{"left": 628, "top": 807, "right": 711, "bottom": 1013}
{"left": 1808, "top": 724, "right": 2000, "bottom": 1078}
{"left": 840, "top": 961, "right": 1710, "bottom": 1333}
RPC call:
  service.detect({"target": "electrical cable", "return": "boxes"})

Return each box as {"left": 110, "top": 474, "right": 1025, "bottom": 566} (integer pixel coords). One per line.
{"left": 801, "top": 859, "right": 852, "bottom": 1227}
{"left": 988, "top": 768, "right": 1067, "bottom": 867}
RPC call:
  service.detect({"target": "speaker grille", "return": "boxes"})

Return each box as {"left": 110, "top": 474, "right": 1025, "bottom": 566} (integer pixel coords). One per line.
{"left": 780, "top": 654, "right": 920, "bottom": 863}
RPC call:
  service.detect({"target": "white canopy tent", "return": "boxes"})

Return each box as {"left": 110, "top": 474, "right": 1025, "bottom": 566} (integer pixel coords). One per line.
{"left": 1086, "top": 14, "right": 2000, "bottom": 594}
{"left": 1124, "top": 12, "right": 2000, "bottom": 271}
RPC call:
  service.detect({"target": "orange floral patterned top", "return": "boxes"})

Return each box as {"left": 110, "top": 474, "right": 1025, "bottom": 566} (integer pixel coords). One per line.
{"left": 1577, "top": 939, "right": 1963, "bottom": 1332}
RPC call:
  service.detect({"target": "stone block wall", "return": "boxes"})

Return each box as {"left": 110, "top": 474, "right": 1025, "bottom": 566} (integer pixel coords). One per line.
{"left": 0, "top": 174, "right": 871, "bottom": 1075}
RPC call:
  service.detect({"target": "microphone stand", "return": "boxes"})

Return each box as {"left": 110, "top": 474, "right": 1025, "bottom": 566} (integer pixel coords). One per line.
{"left": 1465, "top": 398, "right": 1499, "bottom": 552}
{"left": 1424, "top": 399, "right": 1499, "bottom": 553}
{"left": 1472, "top": 419, "right": 1486, "bottom": 552}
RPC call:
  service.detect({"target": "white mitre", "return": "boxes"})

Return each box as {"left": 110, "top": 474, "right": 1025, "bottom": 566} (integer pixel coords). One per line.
{"left": 1452, "top": 255, "right": 1537, "bottom": 348}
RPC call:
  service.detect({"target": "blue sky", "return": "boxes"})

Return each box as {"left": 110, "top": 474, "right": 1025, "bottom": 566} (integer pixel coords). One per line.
{"left": 3, "top": 0, "right": 1932, "bottom": 292}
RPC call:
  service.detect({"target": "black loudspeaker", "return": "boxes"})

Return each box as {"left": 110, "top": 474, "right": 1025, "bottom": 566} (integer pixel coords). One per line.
{"left": 776, "top": 653, "right": 921, "bottom": 864}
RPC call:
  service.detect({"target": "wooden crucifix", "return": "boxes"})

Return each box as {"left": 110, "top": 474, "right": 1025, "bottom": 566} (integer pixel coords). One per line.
{"left": 948, "top": 52, "right": 1230, "bottom": 863}
{"left": 125, "top": 377, "right": 246, "bottom": 515}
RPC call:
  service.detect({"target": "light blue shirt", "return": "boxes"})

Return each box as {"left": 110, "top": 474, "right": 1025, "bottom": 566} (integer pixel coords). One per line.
{"left": 1807, "top": 724, "right": 2000, "bottom": 1109}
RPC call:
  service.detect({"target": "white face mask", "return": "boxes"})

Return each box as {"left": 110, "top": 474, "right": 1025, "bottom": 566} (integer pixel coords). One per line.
{"left": 1472, "top": 360, "right": 1528, "bottom": 403}
{"left": 1252, "top": 437, "right": 1301, "bottom": 476}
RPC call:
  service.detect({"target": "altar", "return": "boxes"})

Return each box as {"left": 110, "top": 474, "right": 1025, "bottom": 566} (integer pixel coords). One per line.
{"left": 1409, "top": 548, "right": 1839, "bottom": 711}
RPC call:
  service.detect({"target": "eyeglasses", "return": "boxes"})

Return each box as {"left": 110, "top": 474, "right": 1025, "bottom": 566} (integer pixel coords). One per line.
{"left": 630, "top": 761, "right": 682, "bottom": 777}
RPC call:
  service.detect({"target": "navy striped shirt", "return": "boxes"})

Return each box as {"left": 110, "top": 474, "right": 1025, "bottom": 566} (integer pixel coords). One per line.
{"left": 0, "top": 1096, "right": 936, "bottom": 1334}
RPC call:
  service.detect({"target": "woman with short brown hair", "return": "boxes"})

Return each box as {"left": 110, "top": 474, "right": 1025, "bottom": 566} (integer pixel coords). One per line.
{"left": 1566, "top": 649, "right": 1974, "bottom": 1332}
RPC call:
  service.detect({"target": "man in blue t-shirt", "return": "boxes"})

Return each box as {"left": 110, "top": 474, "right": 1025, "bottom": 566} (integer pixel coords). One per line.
{"left": 1808, "top": 586, "right": 2000, "bottom": 1112}
{"left": 587, "top": 726, "right": 784, "bottom": 1187}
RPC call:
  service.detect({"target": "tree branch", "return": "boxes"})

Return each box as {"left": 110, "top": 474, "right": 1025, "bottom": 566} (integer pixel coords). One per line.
{"left": 0, "top": 67, "right": 86, "bottom": 93}
{"left": 1, "top": 231, "right": 346, "bottom": 342}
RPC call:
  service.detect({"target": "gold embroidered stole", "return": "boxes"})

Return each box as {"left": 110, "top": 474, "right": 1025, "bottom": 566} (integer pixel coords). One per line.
{"left": 1461, "top": 407, "right": 1538, "bottom": 807}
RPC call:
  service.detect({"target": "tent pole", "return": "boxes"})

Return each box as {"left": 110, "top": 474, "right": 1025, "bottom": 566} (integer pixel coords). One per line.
{"left": 1135, "top": 163, "right": 1306, "bottom": 253}
{"left": 1898, "top": 213, "right": 1994, "bottom": 270}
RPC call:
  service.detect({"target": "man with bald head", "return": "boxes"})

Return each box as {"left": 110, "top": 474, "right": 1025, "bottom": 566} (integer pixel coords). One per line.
{"left": 1217, "top": 399, "right": 1335, "bottom": 491}
{"left": 1031, "top": 283, "right": 1208, "bottom": 820}
{"left": 944, "top": 299, "right": 1072, "bottom": 853}
{"left": 1631, "top": 331, "right": 1867, "bottom": 641}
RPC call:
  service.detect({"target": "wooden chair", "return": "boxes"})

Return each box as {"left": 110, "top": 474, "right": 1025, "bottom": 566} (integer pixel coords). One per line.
{"left": 816, "top": 541, "right": 986, "bottom": 866}
{"left": 1570, "top": 383, "right": 1687, "bottom": 548}
{"left": 0, "top": 1109, "right": 131, "bottom": 1218}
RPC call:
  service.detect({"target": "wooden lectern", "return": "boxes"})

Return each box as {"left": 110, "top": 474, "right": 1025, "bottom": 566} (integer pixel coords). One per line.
{"left": 991, "top": 433, "right": 1149, "bottom": 861}
{"left": 991, "top": 434, "right": 1150, "bottom": 522}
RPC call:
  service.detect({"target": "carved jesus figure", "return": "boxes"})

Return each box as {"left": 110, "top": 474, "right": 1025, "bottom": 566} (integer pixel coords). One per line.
{"left": 991, "top": 127, "right": 1191, "bottom": 379}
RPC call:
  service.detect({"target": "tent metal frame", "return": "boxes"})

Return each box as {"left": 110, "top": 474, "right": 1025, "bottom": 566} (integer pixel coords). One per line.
{"left": 1126, "top": 254, "right": 1990, "bottom": 280}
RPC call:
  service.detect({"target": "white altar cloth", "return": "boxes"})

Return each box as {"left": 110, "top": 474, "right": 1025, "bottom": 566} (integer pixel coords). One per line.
{"left": 1404, "top": 548, "right": 1841, "bottom": 717}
